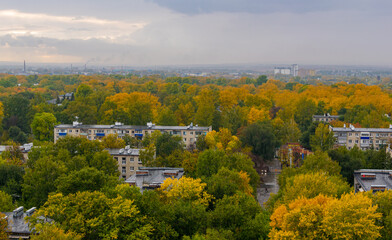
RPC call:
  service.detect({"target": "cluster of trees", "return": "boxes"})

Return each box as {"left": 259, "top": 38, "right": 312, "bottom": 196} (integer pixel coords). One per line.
{"left": 0, "top": 74, "right": 392, "bottom": 147}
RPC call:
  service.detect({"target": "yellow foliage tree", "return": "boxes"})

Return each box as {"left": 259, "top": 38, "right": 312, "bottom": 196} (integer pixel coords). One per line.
{"left": 247, "top": 107, "right": 269, "bottom": 125}
{"left": 269, "top": 193, "right": 382, "bottom": 240}
{"left": 158, "top": 176, "right": 213, "bottom": 206}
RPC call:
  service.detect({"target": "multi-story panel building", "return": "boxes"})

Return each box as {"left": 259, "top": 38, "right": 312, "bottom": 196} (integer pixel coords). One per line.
{"left": 54, "top": 122, "right": 212, "bottom": 149}
{"left": 106, "top": 147, "right": 143, "bottom": 179}
{"left": 331, "top": 125, "right": 392, "bottom": 150}
{"left": 313, "top": 113, "right": 340, "bottom": 123}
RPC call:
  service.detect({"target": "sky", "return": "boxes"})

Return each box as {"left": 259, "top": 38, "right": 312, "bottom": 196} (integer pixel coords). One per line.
{"left": 0, "top": 0, "right": 391, "bottom": 66}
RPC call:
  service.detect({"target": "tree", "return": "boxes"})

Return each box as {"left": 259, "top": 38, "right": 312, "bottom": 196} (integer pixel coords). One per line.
{"left": 282, "top": 172, "right": 351, "bottom": 204}
{"left": 22, "top": 156, "right": 67, "bottom": 207}
{"left": 55, "top": 167, "right": 119, "bottom": 195}
{"left": 194, "top": 89, "right": 217, "bottom": 127}
{"left": 239, "top": 121, "right": 278, "bottom": 160}
{"left": 75, "top": 84, "right": 93, "bottom": 99}
{"left": 158, "top": 176, "right": 213, "bottom": 206}
{"left": 155, "top": 132, "right": 183, "bottom": 158}
{"left": 0, "top": 164, "right": 24, "bottom": 197}
{"left": 0, "top": 213, "right": 7, "bottom": 240}
{"left": 157, "top": 107, "right": 177, "bottom": 126}
{"left": 371, "top": 190, "right": 392, "bottom": 239}
{"left": 0, "top": 190, "right": 13, "bottom": 211}
{"left": 8, "top": 126, "right": 28, "bottom": 144}
{"left": 210, "top": 192, "right": 270, "bottom": 240}
{"left": 3, "top": 94, "right": 32, "bottom": 133}
{"left": 31, "top": 112, "right": 58, "bottom": 142}
{"left": 294, "top": 98, "right": 317, "bottom": 132}
{"left": 270, "top": 194, "right": 382, "bottom": 240}
{"left": 30, "top": 224, "right": 83, "bottom": 240}
{"left": 310, "top": 123, "right": 335, "bottom": 151}
{"left": 256, "top": 75, "right": 268, "bottom": 86}
{"left": 31, "top": 191, "right": 153, "bottom": 239}
{"left": 101, "top": 134, "right": 126, "bottom": 149}
{"left": 207, "top": 167, "right": 253, "bottom": 199}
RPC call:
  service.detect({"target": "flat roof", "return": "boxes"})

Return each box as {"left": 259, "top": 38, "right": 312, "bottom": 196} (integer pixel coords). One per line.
{"left": 106, "top": 148, "right": 141, "bottom": 156}
{"left": 332, "top": 127, "right": 392, "bottom": 133}
{"left": 313, "top": 115, "right": 339, "bottom": 118}
{"left": 125, "top": 167, "right": 184, "bottom": 193}
{"left": 55, "top": 124, "right": 210, "bottom": 131}
{"left": 354, "top": 169, "right": 392, "bottom": 192}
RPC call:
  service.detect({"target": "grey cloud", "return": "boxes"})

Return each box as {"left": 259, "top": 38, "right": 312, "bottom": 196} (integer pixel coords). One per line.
{"left": 146, "top": 0, "right": 392, "bottom": 15}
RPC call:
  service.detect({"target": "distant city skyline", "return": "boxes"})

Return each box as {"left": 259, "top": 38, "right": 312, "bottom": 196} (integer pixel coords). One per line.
{"left": 1, "top": 0, "right": 392, "bottom": 66}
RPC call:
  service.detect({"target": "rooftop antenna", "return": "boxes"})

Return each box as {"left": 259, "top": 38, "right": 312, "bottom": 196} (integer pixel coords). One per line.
{"left": 23, "top": 60, "right": 26, "bottom": 73}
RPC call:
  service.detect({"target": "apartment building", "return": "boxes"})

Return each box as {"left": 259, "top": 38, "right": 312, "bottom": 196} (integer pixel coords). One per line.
{"left": 312, "top": 113, "right": 340, "bottom": 123}
{"left": 54, "top": 121, "right": 212, "bottom": 149}
{"left": 106, "top": 147, "right": 143, "bottom": 179}
{"left": 331, "top": 124, "right": 392, "bottom": 150}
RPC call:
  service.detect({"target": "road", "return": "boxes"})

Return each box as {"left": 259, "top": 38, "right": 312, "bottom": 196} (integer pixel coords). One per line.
{"left": 257, "top": 158, "right": 281, "bottom": 208}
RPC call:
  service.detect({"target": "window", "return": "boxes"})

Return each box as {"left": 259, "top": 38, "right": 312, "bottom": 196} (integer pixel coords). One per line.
{"left": 348, "top": 140, "right": 352, "bottom": 143}
{"left": 130, "top": 167, "right": 134, "bottom": 171}
{"left": 69, "top": 130, "right": 72, "bottom": 133}
{"left": 122, "top": 157, "right": 126, "bottom": 161}
{"left": 190, "top": 138, "right": 193, "bottom": 142}
{"left": 89, "top": 130, "right": 91, "bottom": 133}
{"left": 138, "top": 158, "right": 142, "bottom": 163}
{"left": 122, "top": 159, "right": 126, "bottom": 165}
{"left": 122, "top": 167, "right": 126, "bottom": 173}
{"left": 355, "top": 140, "right": 358, "bottom": 143}
{"left": 183, "top": 131, "right": 186, "bottom": 135}
{"left": 130, "top": 158, "right": 134, "bottom": 162}
{"left": 183, "top": 138, "right": 187, "bottom": 142}
{"left": 190, "top": 132, "right": 193, "bottom": 135}
{"left": 349, "top": 133, "right": 352, "bottom": 136}
{"left": 76, "top": 130, "right": 79, "bottom": 133}
{"left": 107, "top": 130, "right": 110, "bottom": 133}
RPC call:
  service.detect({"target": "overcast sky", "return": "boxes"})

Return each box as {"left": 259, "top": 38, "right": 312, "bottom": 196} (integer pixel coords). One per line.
{"left": 0, "top": 0, "right": 391, "bottom": 66}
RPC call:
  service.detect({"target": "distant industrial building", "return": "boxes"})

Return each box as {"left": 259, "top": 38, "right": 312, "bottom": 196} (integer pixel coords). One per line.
{"left": 312, "top": 113, "right": 340, "bottom": 123}
{"left": 125, "top": 167, "right": 184, "bottom": 193}
{"left": 354, "top": 169, "right": 392, "bottom": 193}
{"left": 54, "top": 122, "right": 211, "bottom": 149}
{"left": 331, "top": 125, "right": 392, "bottom": 150}
{"left": 274, "top": 64, "right": 298, "bottom": 77}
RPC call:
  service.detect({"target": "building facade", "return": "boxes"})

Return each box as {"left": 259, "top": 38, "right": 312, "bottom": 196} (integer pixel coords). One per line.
{"left": 54, "top": 122, "right": 212, "bottom": 149}
{"left": 331, "top": 125, "right": 392, "bottom": 150}
{"left": 106, "top": 147, "right": 143, "bottom": 179}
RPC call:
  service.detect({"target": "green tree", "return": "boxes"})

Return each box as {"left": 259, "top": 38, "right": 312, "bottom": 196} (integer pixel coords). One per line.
{"left": 31, "top": 191, "right": 153, "bottom": 239}
{"left": 0, "top": 190, "right": 13, "bottom": 211}
{"left": 22, "top": 156, "right": 67, "bottom": 207}
{"left": 310, "top": 123, "right": 335, "bottom": 151}
{"left": 31, "top": 112, "right": 58, "bottom": 141}
{"left": 239, "top": 121, "right": 278, "bottom": 160}
{"left": 30, "top": 224, "right": 83, "bottom": 240}
{"left": 101, "top": 134, "right": 126, "bottom": 149}
{"left": 294, "top": 97, "right": 317, "bottom": 132}
{"left": 55, "top": 167, "right": 119, "bottom": 195}
{"left": 209, "top": 192, "right": 270, "bottom": 240}
{"left": 157, "top": 107, "right": 177, "bottom": 126}
{"left": 155, "top": 132, "right": 183, "bottom": 158}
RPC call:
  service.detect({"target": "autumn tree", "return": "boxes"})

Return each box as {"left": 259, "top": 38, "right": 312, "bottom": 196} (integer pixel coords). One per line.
{"left": 31, "top": 191, "right": 153, "bottom": 239}
{"left": 31, "top": 112, "right": 58, "bottom": 142}
{"left": 270, "top": 193, "right": 382, "bottom": 240}
{"left": 310, "top": 123, "right": 335, "bottom": 151}
{"left": 0, "top": 190, "right": 13, "bottom": 211}
{"left": 100, "top": 134, "right": 126, "bottom": 149}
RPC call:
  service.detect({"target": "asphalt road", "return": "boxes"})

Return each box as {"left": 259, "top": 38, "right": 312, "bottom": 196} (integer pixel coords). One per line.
{"left": 257, "top": 158, "right": 281, "bottom": 208}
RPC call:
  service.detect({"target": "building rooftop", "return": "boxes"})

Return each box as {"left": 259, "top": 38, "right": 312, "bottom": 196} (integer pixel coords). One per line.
{"left": 354, "top": 169, "right": 392, "bottom": 193}
{"left": 125, "top": 167, "right": 184, "bottom": 193}
{"left": 332, "top": 126, "right": 392, "bottom": 133}
{"left": 2, "top": 206, "right": 51, "bottom": 239}
{"left": 106, "top": 147, "right": 141, "bottom": 156}
{"left": 55, "top": 122, "right": 210, "bottom": 131}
